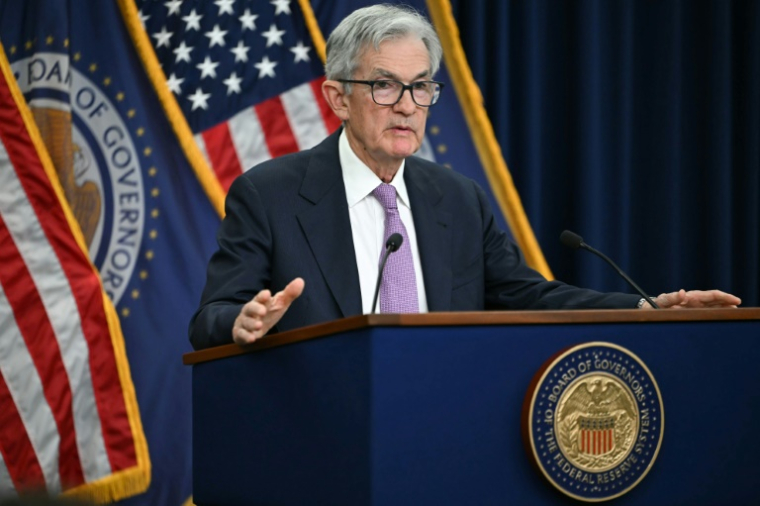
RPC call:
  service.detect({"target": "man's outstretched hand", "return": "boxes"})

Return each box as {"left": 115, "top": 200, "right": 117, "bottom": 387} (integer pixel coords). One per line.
{"left": 642, "top": 289, "right": 741, "bottom": 309}
{"left": 232, "top": 278, "right": 305, "bottom": 345}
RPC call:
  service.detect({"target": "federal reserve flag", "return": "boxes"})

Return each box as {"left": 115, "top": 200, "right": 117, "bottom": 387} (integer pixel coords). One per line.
{"left": 0, "top": 1, "right": 222, "bottom": 504}
{"left": 0, "top": 34, "right": 148, "bottom": 503}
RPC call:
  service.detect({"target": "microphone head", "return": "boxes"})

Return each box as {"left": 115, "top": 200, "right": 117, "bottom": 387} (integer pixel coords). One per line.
{"left": 560, "top": 230, "right": 584, "bottom": 250}
{"left": 386, "top": 233, "right": 403, "bottom": 252}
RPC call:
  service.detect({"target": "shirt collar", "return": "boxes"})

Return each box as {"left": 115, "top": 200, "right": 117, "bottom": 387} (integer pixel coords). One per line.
{"left": 339, "top": 129, "right": 410, "bottom": 209}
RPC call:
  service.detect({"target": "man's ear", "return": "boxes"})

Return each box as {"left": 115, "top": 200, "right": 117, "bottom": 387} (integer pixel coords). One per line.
{"left": 322, "top": 80, "right": 350, "bottom": 121}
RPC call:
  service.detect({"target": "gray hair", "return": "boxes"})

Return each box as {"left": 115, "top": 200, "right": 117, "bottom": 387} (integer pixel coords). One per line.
{"left": 324, "top": 4, "right": 443, "bottom": 87}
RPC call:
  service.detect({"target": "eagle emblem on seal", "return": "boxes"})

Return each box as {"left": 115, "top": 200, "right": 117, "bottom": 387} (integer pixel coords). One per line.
{"left": 556, "top": 375, "right": 638, "bottom": 471}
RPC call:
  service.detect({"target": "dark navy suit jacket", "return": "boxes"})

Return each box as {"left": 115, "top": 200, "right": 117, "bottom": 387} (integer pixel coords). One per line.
{"left": 189, "top": 130, "right": 639, "bottom": 349}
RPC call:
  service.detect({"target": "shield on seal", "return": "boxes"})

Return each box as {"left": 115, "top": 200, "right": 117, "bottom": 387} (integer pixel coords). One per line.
{"left": 578, "top": 416, "right": 616, "bottom": 456}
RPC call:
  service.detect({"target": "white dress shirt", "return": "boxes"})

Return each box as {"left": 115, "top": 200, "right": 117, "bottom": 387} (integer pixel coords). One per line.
{"left": 339, "top": 130, "right": 429, "bottom": 314}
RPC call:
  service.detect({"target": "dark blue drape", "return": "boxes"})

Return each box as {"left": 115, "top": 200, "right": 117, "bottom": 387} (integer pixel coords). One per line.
{"left": 450, "top": 0, "right": 760, "bottom": 305}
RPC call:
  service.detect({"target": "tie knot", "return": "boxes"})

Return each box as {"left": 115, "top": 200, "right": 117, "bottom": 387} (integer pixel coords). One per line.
{"left": 373, "top": 183, "right": 398, "bottom": 210}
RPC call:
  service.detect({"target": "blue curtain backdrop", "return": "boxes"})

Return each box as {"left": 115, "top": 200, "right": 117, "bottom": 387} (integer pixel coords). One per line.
{"left": 448, "top": 0, "right": 759, "bottom": 305}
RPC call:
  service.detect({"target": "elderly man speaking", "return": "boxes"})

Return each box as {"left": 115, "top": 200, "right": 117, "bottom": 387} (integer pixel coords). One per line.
{"left": 189, "top": 4, "right": 740, "bottom": 350}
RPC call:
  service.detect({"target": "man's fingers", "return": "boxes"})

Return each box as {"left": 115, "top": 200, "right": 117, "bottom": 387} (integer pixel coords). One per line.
{"left": 233, "top": 311, "right": 265, "bottom": 344}
{"left": 243, "top": 287, "right": 279, "bottom": 318}
{"left": 659, "top": 289, "right": 742, "bottom": 309}
{"left": 239, "top": 314, "right": 264, "bottom": 331}
{"left": 683, "top": 290, "right": 741, "bottom": 306}
{"left": 233, "top": 326, "right": 261, "bottom": 345}
{"left": 704, "top": 290, "right": 741, "bottom": 306}
{"left": 281, "top": 277, "right": 305, "bottom": 304}
{"left": 655, "top": 291, "right": 684, "bottom": 308}
{"left": 270, "top": 278, "right": 305, "bottom": 309}
{"left": 252, "top": 289, "right": 272, "bottom": 305}
{"left": 241, "top": 302, "right": 266, "bottom": 319}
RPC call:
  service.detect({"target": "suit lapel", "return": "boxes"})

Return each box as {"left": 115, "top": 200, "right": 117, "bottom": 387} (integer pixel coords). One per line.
{"left": 297, "top": 132, "right": 363, "bottom": 318}
{"left": 405, "top": 158, "right": 452, "bottom": 311}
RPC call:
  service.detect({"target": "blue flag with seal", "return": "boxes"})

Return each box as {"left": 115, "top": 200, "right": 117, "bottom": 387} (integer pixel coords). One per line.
{"left": 0, "top": 1, "right": 223, "bottom": 504}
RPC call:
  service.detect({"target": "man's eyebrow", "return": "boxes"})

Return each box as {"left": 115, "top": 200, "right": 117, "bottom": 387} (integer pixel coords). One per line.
{"left": 372, "top": 68, "right": 431, "bottom": 81}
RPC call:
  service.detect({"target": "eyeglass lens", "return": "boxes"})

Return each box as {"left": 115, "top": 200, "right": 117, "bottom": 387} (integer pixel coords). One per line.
{"left": 372, "top": 80, "right": 441, "bottom": 106}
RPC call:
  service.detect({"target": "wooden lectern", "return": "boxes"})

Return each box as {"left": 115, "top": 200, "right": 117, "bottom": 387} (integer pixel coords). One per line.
{"left": 184, "top": 309, "right": 760, "bottom": 505}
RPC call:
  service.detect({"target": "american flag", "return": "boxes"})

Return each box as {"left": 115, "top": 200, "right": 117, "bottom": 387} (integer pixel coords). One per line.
{"left": 135, "top": 0, "right": 341, "bottom": 191}
{"left": 0, "top": 37, "right": 148, "bottom": 500}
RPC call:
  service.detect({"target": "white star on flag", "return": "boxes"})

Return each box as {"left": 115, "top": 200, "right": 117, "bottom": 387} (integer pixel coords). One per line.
{"left": 254, "top": 55, "right": 277, "bottom": 78}
{"left": 138, "top": 10, "right": 150, "bottom": 28}
{"left": 262, "top": 23, "right": 285, "bottom": 47}
{"left": 271, "top": 0, "right": 292, "bottom": 16}
{"left": 182, "top": 9, "right": 203, "bottom": 31}
{"left": 239, "top": 9, "right": 259, "bottom": 31}
{"left": 290, "top": 41, "right": 310, "bottom": 63}
{"left": 205, "top": 24, "right": 228, "bottom": 47}
{"left": 164, "top": 0, "right": 182, "bottom": 16}
{"left": 173, "top": 41, "right": 193, "bottom": 63}
{"left": 196, "top": 56, "right": 220, "bottom": 79}
{"left": 223, "top": 72, "right": 243, "bottom": 95}
{"left": 214, "top": 0, "right": 235, "bottom": 16}
{"left": 230, "top": 40, "right": 250, "bottom": 63}
{"left": 187, "top": 87, "right": 211, "bottom": 110}
{"left": 166, "top": 73, "right": 184, "bottom": 94}
{"left": 152, "top": 26, "right": 173, "bottom": 48}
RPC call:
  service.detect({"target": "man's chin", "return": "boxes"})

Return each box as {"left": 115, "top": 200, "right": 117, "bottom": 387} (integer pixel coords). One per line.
{"left": 386, "top": 140, "right": 421, "bottom": 159}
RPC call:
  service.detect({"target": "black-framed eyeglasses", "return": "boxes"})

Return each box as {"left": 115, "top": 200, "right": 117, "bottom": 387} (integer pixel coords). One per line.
{"left": 337, "top": 79, "right": 444, "bottom": 107}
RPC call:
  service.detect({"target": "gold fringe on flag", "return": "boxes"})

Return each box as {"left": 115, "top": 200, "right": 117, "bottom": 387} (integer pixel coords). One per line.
{"left": 298, "top": 0, "right": 327, "bottom": 63}
{"left": 426, "top": 0, "right": 553, "bottom": 278}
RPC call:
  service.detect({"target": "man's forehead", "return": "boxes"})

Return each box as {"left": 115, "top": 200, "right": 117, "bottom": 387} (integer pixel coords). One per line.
{"left": 356, "top": 38, "right": 431, "bottom": 77}
{"left": 370, "top": 67, "right": 431, "bottom": 80}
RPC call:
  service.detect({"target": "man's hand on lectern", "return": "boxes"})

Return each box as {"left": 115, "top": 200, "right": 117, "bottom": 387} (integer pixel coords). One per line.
{"left": 641, "top": 289, "right": 741, "bottom": 309}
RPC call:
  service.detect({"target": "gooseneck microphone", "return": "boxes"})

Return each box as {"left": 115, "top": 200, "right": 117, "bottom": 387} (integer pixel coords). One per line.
{"left": 371, "top": 233, "right": 403, "bottom": 313}
{"left": 560, "top": 230, "right": 659, "bottom": 309}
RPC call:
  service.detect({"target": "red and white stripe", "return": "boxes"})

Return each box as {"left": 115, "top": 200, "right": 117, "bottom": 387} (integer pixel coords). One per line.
{"left": 580, "top": 427, "right": 614, "bottom": 455}
{"left": 0, "top": 72, "right": 137, "bottom": 494}
{"left": 195, "top": 77, "right": 341, "bottom": 192}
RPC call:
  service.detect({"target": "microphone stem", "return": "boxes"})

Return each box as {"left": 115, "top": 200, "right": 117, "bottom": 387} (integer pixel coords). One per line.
{"left": 371, "top": 246, "right": 393, "bottom": 313}
{"left": 582, "top": 243, "right": 660, "bottom": 309}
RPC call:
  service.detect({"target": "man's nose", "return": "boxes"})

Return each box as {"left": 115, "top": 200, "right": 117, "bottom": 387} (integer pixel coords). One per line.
{"left": 393, "top": 88, "right": 418, "bottom": 114}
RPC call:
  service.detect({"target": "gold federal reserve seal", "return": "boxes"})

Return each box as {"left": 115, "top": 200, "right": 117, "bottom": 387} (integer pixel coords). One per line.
{"left": 523, "top": 342, "right": 664, "bottom": 502}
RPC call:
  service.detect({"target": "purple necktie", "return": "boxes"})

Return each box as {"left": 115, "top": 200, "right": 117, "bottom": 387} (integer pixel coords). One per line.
{"left": 373, "top": 183, "right": 419, "bottom": 313}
